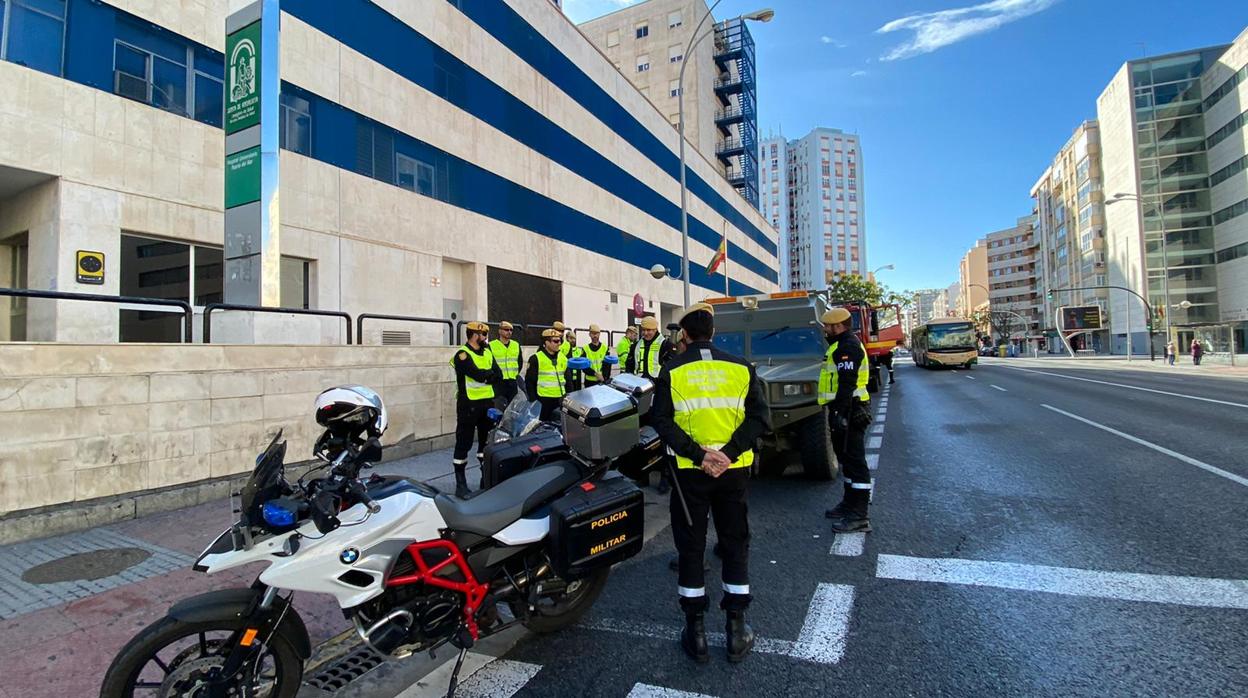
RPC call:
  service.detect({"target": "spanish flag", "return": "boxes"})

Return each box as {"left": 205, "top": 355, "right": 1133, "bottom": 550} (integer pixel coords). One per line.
{"left": 706, "top": 236, "right": 727, "bottom": 275}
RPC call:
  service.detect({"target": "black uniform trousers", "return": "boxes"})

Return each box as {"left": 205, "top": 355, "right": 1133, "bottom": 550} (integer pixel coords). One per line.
{"left": 829, "top": 405, "right": 871, "bottom": 513}
{"left": 536, "top": 396, "right": 563, "bottom": 423}
{"left": 671, "top": 467, "right": 751, "bottom": 614}
{"left": 453, "top": 398, "right": 493, "bottom": 463}
{"left": 497, "top": 378, "right": 519, "bottom": 406}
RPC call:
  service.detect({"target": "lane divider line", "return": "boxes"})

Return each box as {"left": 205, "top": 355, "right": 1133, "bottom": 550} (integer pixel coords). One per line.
{"left": 1006, "top": 366, "right": 1248, "bottom": 409}
{"left": 991, "top": 385, "right": 1007, "bottom": 392}
{"left": 966, "top": 376, "right": 976, "bottom": 380}
{"left": 876, "top": 554, "right": 1248, "bottom": 609}
{"left": 1041, "top": 404, "right": 1248, "bottom": 488}
{"left": 627, "top": 684, "right": 718, "bottom": 698}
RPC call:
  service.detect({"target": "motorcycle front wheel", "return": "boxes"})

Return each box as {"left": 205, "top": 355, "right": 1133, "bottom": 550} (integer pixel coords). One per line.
{"left": 518, "top": 566, "right": 611, "bottom": 634}
{"left": 100, "top": 615, "right": 304, "bottom": 698}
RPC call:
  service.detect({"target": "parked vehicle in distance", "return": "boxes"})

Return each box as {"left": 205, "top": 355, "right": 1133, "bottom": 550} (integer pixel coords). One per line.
{"left": 912, "top": 318, "right": 979, "bottom": 369}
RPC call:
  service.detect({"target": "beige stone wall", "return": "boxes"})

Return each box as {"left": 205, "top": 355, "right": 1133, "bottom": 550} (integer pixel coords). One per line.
{"left": 1097, "top": 64, "right": 1148, "bottom": 336}
{"left": 0, "top": 343, "right": 470, "bottom": 517}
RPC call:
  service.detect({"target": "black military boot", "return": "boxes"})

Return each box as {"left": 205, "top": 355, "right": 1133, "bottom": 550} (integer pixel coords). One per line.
{"left": 725, "top": 610, "right": 755, "bottom": 663}
{"left": 829, "top": 488, "right": 871, "bottom": 533}
{"left": 454, "top": 467, "right": 471, "bottom": 498}
{"left": 824, "top": 483, "right": 853, "bottom": 519}
{"left": 681, "top": 613, "right": 709, "bottom": 663}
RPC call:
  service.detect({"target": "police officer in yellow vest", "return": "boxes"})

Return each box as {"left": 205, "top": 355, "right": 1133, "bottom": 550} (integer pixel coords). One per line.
{"left": 489, "top": 321, "right": 523, "bottom": 406}
{"left": 819, "top": 307, "right": 874, "bottom": 533}
{"left": 651, "top": 303, "right": 768, "bottom": 664}
{"left": 616, "top": 325, "right": 637, "bottom": 368}
{"left": 451, "top": 321, "right": 502, "bottom": 498}
{"left": 553, "top": 321, "right": 572, "bottom": 359}
{"left": 625, "top": 316, "right": 674, "bottom": 378}
{"left": 524, "top": 329, "right": 572, "bottom": 422}
{"left": 581, "top": 324, "right": 612, "bottom": 385}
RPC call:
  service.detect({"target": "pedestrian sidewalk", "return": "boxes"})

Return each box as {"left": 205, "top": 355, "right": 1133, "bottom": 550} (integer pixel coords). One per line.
{"left": 0, "top": 447, "right": 470, "bottom": 698}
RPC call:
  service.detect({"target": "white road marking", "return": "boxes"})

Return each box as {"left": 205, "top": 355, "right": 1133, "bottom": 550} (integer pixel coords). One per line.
{"left": 1041, "top": 404, "right": 1248, "bottom": 488}
{"left": 866, "top": 453, "right": 879, "bottom": 471}
{"left": 870, "top": 423, "right": 885, "bottom": 435}
{"left": 876, "top": 554, "right": 1248, "bottom": 610}
{"left": 627, "top": 684, "right": 717, "bottom": 698}
{"left": 867, "top": 436, "right": 883, "bottom": 449}
{"left": 396, "top": 654, "right": 541, "bottom": 698}
{"left": 966, "top": 376, "right": 976, "bottom": 380}
{"left": 579, "top": 583, "right": 855, "bottom": 665}
{"left": 1006, "top": 366, "right": 1248, "bottom": 409}
{"left": 991, "top": 384, "right": 1007, "bottom": 392}
{"left": 830, "top": 532, "right": 865, "bottom": 557}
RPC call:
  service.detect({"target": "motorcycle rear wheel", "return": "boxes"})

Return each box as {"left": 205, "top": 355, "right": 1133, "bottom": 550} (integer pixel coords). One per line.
{"left": 100, "top": 615, "right": 304, "bottom": 698}
{"left": 518, "top": 566, "right": 611, "bottom": 634}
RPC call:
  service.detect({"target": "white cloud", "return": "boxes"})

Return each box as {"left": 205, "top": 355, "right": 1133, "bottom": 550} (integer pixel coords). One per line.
{"left": 877, "top": 0, "right": 1058, "bottom": 61}
{"left": 851, "top": 70, "right": 868, "bottom": 78}
{"left": 820, "top": 36, "right": 848, "bottom": 48}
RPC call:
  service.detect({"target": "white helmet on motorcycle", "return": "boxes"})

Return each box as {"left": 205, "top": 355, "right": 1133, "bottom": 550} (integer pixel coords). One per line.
{"left": 315, "top": 385, "right": 388, "bottom": 437}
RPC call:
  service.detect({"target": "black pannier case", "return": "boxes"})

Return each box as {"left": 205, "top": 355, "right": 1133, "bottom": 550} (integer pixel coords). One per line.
{"left": 549, "top": 472, "right": 644, "bottom": 579}
{"left": 480, "top": 427, "right": 569, "bottom": 489}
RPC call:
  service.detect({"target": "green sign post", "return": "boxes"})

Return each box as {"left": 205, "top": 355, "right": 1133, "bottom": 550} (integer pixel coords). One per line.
{"left": 225, "top": 21, "right": 261, "bottom": 135}
{"left": 225, "top": 147, "right": 261, "bottom": 209}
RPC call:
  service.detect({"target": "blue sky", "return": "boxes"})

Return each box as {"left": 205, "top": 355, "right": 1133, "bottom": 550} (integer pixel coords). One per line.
{"left": 563, "top": 0, "right": 1248, "bottom": 293}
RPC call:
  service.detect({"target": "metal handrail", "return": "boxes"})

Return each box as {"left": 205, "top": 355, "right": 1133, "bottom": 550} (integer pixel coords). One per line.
{"left": 358, "top": 314, "right": 454, "bottom": 345}
{"left": 454, "top": 320, "right": 528, "bottom": 345}
{"left": 203, "top": 303, "right": 352, "bottom": 344}
{"left": 0, "top": 287, "right": 193, "bottom": 342}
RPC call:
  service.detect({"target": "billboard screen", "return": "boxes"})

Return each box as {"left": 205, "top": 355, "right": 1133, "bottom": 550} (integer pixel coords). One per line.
{"left": 1061, "top": 305, "right": 1103, "bottom": 331}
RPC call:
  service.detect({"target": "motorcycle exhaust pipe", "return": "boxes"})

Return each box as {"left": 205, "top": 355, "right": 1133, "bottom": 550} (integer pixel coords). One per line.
{"left": 353, "top": 609, "right": 414, "bottom": 657}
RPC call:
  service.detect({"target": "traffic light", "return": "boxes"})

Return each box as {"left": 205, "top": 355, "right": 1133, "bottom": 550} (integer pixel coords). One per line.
{"left": 1046, "top": 289, "right": 1054, "bottom": 301}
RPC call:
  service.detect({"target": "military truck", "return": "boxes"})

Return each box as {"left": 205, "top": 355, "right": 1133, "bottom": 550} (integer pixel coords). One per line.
{"left": 704, "top": 291, "right": 903, "bottom": 480}
{"left": 704, "top": 291, "right": 839, "bottom": 479}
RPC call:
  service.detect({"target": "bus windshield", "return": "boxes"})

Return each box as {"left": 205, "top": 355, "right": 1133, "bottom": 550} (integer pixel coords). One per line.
{"left": 928, "top": 323, "right": 976, "bottom": 350}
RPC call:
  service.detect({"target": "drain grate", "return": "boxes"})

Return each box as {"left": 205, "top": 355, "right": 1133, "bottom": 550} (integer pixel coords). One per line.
{"left": 304, "top": 644, "right": 386, "bottom": 692}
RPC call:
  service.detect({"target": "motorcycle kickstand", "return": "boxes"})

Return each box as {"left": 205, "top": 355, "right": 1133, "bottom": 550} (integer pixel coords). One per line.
{"left": 445, "top": 644, "right": 469, "bottom": 698}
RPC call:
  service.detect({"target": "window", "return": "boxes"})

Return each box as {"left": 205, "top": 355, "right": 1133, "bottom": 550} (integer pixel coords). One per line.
{"left": 110, "top": 21, "right": 225, "bottom": 127}
{"left": 119, "top": 234, "right": 223, "bottom": 342}
{"left": 1, "top": 0, "right": 66, "bottom": 77}
{"left": 280, "top": 92, "right": 312, "bottom": 155}
{"left": 636, "top": 54, "right": 649, "bottom": 73}
{"left": 669, "top": 44, "right": 682, "bottom": 63}
{"left": 280, "top": 256, "right": 311, "bottom": 309}
{"left": 635, "top": 22, "right": 648, "bottom": 39}
{"left": 668, "top": 79, "right": 680, "bottom": 97}
{"left": 193, "top": 51, "right": 224, "bottom": 128}
{"left": 606, "top": 30, "right": 619, "bottom": 48}
{"left": 668, "top": 11, "right": 682, "bottom": 28}
{"left": 397, "top": 153, "right": 435, "bottom": 197}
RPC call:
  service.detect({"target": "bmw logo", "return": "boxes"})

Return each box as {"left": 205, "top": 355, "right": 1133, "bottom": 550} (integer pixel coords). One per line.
{"left": 339, "top": 548, "right": 360, "bottom": 564}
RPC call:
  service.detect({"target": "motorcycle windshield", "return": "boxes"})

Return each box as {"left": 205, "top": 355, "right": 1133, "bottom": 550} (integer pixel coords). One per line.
{"left": 238, "top": 430, "right": 288, "bottom": 521}
{"left": 496, "top": 392, "right": 542, "bottom": 439}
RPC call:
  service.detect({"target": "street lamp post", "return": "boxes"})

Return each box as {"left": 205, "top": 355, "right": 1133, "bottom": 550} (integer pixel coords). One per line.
{"left": 677, "top": 3, "right": 774, "bottom": 307}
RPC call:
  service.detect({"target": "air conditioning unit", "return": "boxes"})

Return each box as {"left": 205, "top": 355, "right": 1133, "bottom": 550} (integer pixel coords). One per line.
{"left": 114, "top": 71, "right": 147, "bottom": 102}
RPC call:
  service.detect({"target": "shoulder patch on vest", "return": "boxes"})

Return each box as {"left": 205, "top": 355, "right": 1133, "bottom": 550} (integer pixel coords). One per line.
{"left": 457, "top": 351, "right": 468, "bottom": 361}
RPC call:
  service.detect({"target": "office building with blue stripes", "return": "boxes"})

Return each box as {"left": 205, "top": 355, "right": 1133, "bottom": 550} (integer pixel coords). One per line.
{"left": 0, "top": 0, "right": 778, "bottom": 343}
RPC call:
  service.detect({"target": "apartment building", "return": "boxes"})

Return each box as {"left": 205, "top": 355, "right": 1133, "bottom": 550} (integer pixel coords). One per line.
{"left": 985, "top": 217, "right": 1042, "bottom": 338}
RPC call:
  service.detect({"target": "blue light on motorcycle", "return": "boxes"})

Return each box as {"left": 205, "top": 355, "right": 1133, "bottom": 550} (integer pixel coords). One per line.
{"left": 604, "top": 355, "right": 619, "bottom": 365}
{"left": 487, "top": 408, "right": 502, "bottom": 421}
{"left": 568, "top": 357, "right": 591, "bottom": 370}
{"left": 262, "top": 501, "right": 297, "bottom": 528}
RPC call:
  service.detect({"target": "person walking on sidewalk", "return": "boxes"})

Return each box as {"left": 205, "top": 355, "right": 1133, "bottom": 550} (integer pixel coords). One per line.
{"left": 451, "top": 321, "right": 501, "bottom": 497}
{"left": 1191, "top": 338, "right": 1204, "bottom": 366}
{"left": 651, "top": 302, "right": 768, "bottom": 664}
{"left": 1165, "top": 340, "right": 1176, "bottom": 366}
{"left": 819, "top": 307, "right": 874, "bottom": 534}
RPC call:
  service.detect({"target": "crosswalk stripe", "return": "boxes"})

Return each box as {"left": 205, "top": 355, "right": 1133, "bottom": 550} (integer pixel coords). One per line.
{"left": 627, "top": 684, "right": 717, "bottom": 698}
{"left": 395, "top": 653, "right": 541, "bottom": 698}
{"left": 870, "top": 423, "right": 884, "bottom": 435}
{"left": 830, "top": 532, "right": 865, "bottom": 557}
{"left": 866, "top": 453, "right": 879, "bottom": 470}
{"left": 867, "top": 436, "right": 882, "bottom": 449}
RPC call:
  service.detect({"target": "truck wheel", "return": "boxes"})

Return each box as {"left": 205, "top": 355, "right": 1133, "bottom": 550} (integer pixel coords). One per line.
{"left": 757, "top": 447, "right": 789, "bottom": 478}
{"left": 797, "top": 411, "right": 837, "bottom": 481}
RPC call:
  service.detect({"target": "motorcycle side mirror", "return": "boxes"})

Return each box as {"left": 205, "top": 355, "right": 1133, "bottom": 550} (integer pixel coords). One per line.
{"left": 358, "top": 437, "right": 384, "bottom": 464}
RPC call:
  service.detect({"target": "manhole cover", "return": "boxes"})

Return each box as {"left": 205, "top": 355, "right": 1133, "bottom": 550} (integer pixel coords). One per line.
{"left": 21, "top": 547, "right": 152, "bottom": 584}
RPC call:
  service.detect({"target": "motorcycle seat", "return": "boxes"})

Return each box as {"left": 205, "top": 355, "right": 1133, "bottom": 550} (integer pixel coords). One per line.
{"left": 435, "top": 461, "right": 582, "bottom": 536}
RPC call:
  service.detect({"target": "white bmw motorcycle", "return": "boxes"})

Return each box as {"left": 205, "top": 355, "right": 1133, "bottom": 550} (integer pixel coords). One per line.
{"left": 101, "top": 380, "right": 648, "bottom": 698}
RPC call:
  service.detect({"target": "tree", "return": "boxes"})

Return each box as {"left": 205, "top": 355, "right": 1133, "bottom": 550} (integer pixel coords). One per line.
{"left": 826, "top": 274, "right": 913, "bottom": 309}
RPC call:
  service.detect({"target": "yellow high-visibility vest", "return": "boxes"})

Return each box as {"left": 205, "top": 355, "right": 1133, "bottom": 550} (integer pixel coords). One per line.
{"left": 818, "top": 340, "right": 869, "bottom": 406}
{"left": 582, "top": 343, "right": 609, "bottom": 382}
{"left": 535, "top": 350, "right": 568, "bottom": 398}
{"left": 489, "top": 339, "right": 520, "bottom": 380}
{"left": 669, "top": 357, "right": 753, "bottom": 470}
{"left": 634, "top": 338, "right": 663, "bottom": 377}
{"left": 450, "top": 345, "right": 496, "bottom": 401}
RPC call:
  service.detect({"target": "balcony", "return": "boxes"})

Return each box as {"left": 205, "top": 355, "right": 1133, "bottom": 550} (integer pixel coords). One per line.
{"left": 715, "top": 105, "right": 745, "bottom": 135}
{"left": 725, "top": 167, "right": 746, "bottom": 187}
{"left": 713, "top": 74, "right": 744, "bottom": 104}
{"left": 717, "top": 137, "right": 745, "bottom": 163}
